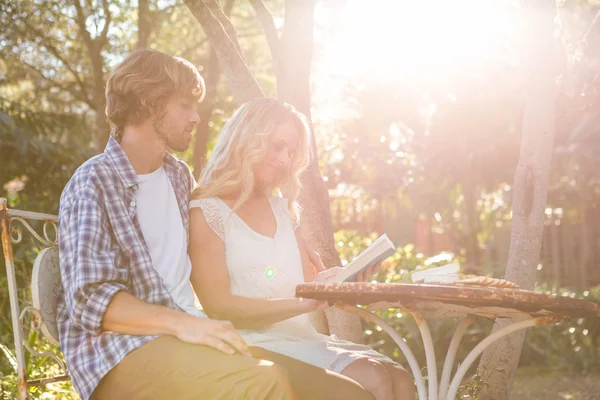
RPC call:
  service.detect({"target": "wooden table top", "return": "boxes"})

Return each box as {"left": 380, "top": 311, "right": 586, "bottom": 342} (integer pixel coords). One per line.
{"left": 296, "top": 282, "right": 600, "bottom": 320}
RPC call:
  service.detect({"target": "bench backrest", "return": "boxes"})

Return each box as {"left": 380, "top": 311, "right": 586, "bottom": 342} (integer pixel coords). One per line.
{"left": 1, "top": 197, "right": 68, "bottom": 400}
{"left": 31, "top": 246, "right": 61, "bottom": 345}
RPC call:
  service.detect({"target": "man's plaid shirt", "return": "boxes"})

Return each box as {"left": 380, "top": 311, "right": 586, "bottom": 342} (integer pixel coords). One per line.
{"left": 57, "top": 137, "right": 195, "bottom": 400}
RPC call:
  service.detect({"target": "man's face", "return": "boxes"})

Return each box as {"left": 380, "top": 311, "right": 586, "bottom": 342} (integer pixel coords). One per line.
{"left": 153, "top": 95, "right": 200, "bottom": 152}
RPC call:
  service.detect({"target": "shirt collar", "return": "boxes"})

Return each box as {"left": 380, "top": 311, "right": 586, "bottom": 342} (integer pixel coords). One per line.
{"left": 104, "top": 136, "right": 181, "bottom": 189}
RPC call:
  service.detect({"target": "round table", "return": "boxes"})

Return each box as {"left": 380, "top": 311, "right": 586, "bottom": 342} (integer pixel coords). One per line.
{"left": 296, "top": 282, "right": 600, "bottom": 400}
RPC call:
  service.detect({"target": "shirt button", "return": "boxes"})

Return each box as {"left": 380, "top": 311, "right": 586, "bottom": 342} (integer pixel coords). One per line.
{"left": 130, "top": 201, "right": 136, "bottom": 207}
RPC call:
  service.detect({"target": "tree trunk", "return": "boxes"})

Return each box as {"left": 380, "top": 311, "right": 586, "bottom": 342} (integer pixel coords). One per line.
{"left": 137, "top": 0, "right": 152, "bottom": 50}
{"left": 193, "top": 0, "right": 234, "bottom": 177}
{"left": 92, "top": 52, "right": 108, "bottom": 151}
{"left": 463, "top": 178, "right": 481, "bottom": 273}
{"left": 72, "top": 0, "right": 111, "bottom": 151}
{"left": 477, "top": 2, "right": 559, "bottom": 398}
{"left": 193, "top": 47, "right": 220, "bottom": 177}
{"left": 279, "top": 0, "right": 363, "bottom": 342}
{"left": 579, "top": 201, "right": 590, "bottom": 290}
{"left": 551, "top": 218, "right": 561, "bottom": 285}
{"left": 183, "top": 0, "right": 263, "bottom": 103}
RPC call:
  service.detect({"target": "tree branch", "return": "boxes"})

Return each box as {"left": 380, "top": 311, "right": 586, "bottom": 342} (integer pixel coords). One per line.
{"left": 15, "top": 18, "right": 93, "bottom": 106}
{"left": 73, "top": 0, "right": 94, "bottom": 50}
{"left": 99, "top": 0, "right": 112, "bottom": 44}
{"left": 184, "top": 0, "right": 263, "bottom": 103}
{"left": 581, "top": 9, "right": 600, "bottom": 59}
{"left": 19, "top": 60, "right": 95, "bottom": 108}
{"left": 249, "top": 0, "right": 280, "bottom": 62}
{"left": 204, "top": 0, "right": 244, "bottom": 56}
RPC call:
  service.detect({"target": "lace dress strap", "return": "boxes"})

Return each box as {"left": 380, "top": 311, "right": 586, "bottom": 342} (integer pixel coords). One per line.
{"left": 189, "top": 198, "right": 225, "bottom": 241}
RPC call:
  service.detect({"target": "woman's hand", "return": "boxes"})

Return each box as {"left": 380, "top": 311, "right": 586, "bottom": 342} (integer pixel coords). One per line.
{"left": 312, "top": 261, "right": 384, "bottom": 283}
{"left": 353, "top": 260, "right": 384, "bottom": 282}
{"left": 302, "top": 238, "right": 326, "bottom": 275}
{"left": 313, "top": 266, "right": 345, "bottom": 282}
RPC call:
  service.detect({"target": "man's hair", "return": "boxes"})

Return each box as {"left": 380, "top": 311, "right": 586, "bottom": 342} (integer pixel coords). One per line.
{"left": 105, "top": 49, "right": 205, "bottom": 141}
{"left": 192, "top": 98, "right": 311, "bottom": 223}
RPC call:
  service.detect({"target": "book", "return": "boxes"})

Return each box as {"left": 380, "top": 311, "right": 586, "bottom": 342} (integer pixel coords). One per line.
{"left": 410, "top": 263, "right": 460, "bottom": 283}
{"left": 332, "top": 234, "right": 397, "bottom": 282}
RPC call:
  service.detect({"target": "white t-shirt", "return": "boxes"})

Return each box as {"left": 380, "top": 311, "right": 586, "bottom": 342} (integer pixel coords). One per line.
{"left": 136, "top": 166, "right": 204, "bottom": 318}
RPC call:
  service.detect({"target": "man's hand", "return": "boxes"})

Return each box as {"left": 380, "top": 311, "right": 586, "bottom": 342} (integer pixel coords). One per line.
{"left": 297, "top": 297, "right": 329, "bottom": 312}
{"left": 174, "top": 316, "right": 251, "bottom": 356}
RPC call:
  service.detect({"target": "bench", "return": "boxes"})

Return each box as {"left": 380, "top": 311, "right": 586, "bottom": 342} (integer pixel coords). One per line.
{"left": 1, "top": 197, "right": 67, "bottom": 400}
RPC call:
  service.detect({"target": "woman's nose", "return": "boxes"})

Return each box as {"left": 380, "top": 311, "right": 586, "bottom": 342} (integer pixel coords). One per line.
{"left": 279, "top": 154, "right": 290, "bottom": 167}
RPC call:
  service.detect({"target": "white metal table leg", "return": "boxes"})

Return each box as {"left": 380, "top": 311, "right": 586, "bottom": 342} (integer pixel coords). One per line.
{"left": 336, "top": 303, "right": 428, "bottom": 400}
{"left": 438, "top": 317, "right": 473, "bottom": 400}
{"left": 445, "top": 318, "right": 538, "bottom": 400}
{"left": 411, "top": 312, "right": 438, "bottom": 400}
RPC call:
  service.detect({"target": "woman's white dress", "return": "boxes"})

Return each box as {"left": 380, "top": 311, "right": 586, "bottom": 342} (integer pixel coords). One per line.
{"left": 189, "top": 196, "right": 394, "bottom": 373}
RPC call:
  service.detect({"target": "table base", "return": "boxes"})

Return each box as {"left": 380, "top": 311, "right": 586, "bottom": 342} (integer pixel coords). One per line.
{"left": 336, "top": 303, "right": 543, "bottom": 400}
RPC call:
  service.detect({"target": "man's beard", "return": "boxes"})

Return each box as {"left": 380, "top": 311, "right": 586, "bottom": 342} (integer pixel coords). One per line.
{"left": 153, "top": 114, "right": 188, "bottom": 152}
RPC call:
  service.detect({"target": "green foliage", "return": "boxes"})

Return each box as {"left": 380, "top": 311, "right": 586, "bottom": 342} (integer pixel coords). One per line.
{"left": 0, "top": 94, "right": 91, "bottom": 398}
{"left": 521, "top": 286, "right": 600, "bottom": 372}
{"left": 0, "top": 97, "right": 95, "bottom": 212}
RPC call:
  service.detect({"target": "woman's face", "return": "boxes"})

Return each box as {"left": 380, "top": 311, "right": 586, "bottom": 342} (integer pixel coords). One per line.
{"left": 253, "top": 119, "right": 299, "bottom": 189}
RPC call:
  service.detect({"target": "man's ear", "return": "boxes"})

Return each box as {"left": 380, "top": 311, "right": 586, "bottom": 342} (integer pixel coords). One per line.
{"left": 141, "top": 98, "right": 164, "bottom": 119}
{"left": 140, "top": 99, "right": 154, "bottom": 118}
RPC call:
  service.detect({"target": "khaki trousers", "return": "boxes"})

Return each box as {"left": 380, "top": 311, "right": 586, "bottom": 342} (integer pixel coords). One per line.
{"left": 91, "top": 336, "right": 374, "bottom": 400}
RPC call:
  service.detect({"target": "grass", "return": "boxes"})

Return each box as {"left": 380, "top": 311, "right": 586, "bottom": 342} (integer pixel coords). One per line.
{"left": 510, "top": 367, "right": 600, "bottom": 400}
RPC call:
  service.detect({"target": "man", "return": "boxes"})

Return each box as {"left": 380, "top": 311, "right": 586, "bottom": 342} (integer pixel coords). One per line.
{"left": 57, "top": 49, "right": 373, "bottom": 400}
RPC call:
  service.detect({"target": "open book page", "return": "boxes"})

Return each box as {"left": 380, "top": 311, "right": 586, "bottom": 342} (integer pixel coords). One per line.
{"left": 331, "top": 234, "right": 396, "bottom": 282}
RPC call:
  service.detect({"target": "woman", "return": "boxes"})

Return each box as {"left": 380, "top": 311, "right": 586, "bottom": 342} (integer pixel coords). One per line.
{"left": 189, "top": 98, "right": 415, "bottom": 400}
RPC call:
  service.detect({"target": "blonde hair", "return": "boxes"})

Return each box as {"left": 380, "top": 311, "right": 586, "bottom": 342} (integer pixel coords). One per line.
{"left": 105, "top": 49, "right": 205, "bottom": 141}
{"left": 192, "top": 98, "right": 311, "bottom": 222}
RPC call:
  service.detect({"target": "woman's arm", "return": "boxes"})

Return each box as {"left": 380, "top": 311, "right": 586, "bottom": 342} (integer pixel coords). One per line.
{"left": 296, "top": 231, "right": 381, "bottom": 283}
{"left": 104, "top": 291, "right": 250, "bottom": 355}
{"left": 188, "top": 208, "right": 322, "bottom": 330}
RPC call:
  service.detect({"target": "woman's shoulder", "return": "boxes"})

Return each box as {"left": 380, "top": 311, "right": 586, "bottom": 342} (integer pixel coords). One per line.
{"left": 189, "top": 196, "right": 222, "bottom": 209}
{"left": 189, "top": 196, "right": 226, "bottom": 240}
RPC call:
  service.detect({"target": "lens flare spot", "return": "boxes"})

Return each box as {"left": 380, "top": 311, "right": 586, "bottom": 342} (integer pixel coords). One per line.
{"left": 265, "top": 267, "right": 276, "bottom": 279}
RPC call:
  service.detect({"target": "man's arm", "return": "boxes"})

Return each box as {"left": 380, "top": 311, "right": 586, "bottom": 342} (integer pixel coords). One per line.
{"left": 58, "top": 194, "right": 129, "bottom": 333}
{"left": 103, "top": 291, "right": 249, "bottom": 355}
{"left": 59, "top": 194, "right": 248, "bottom": 355}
